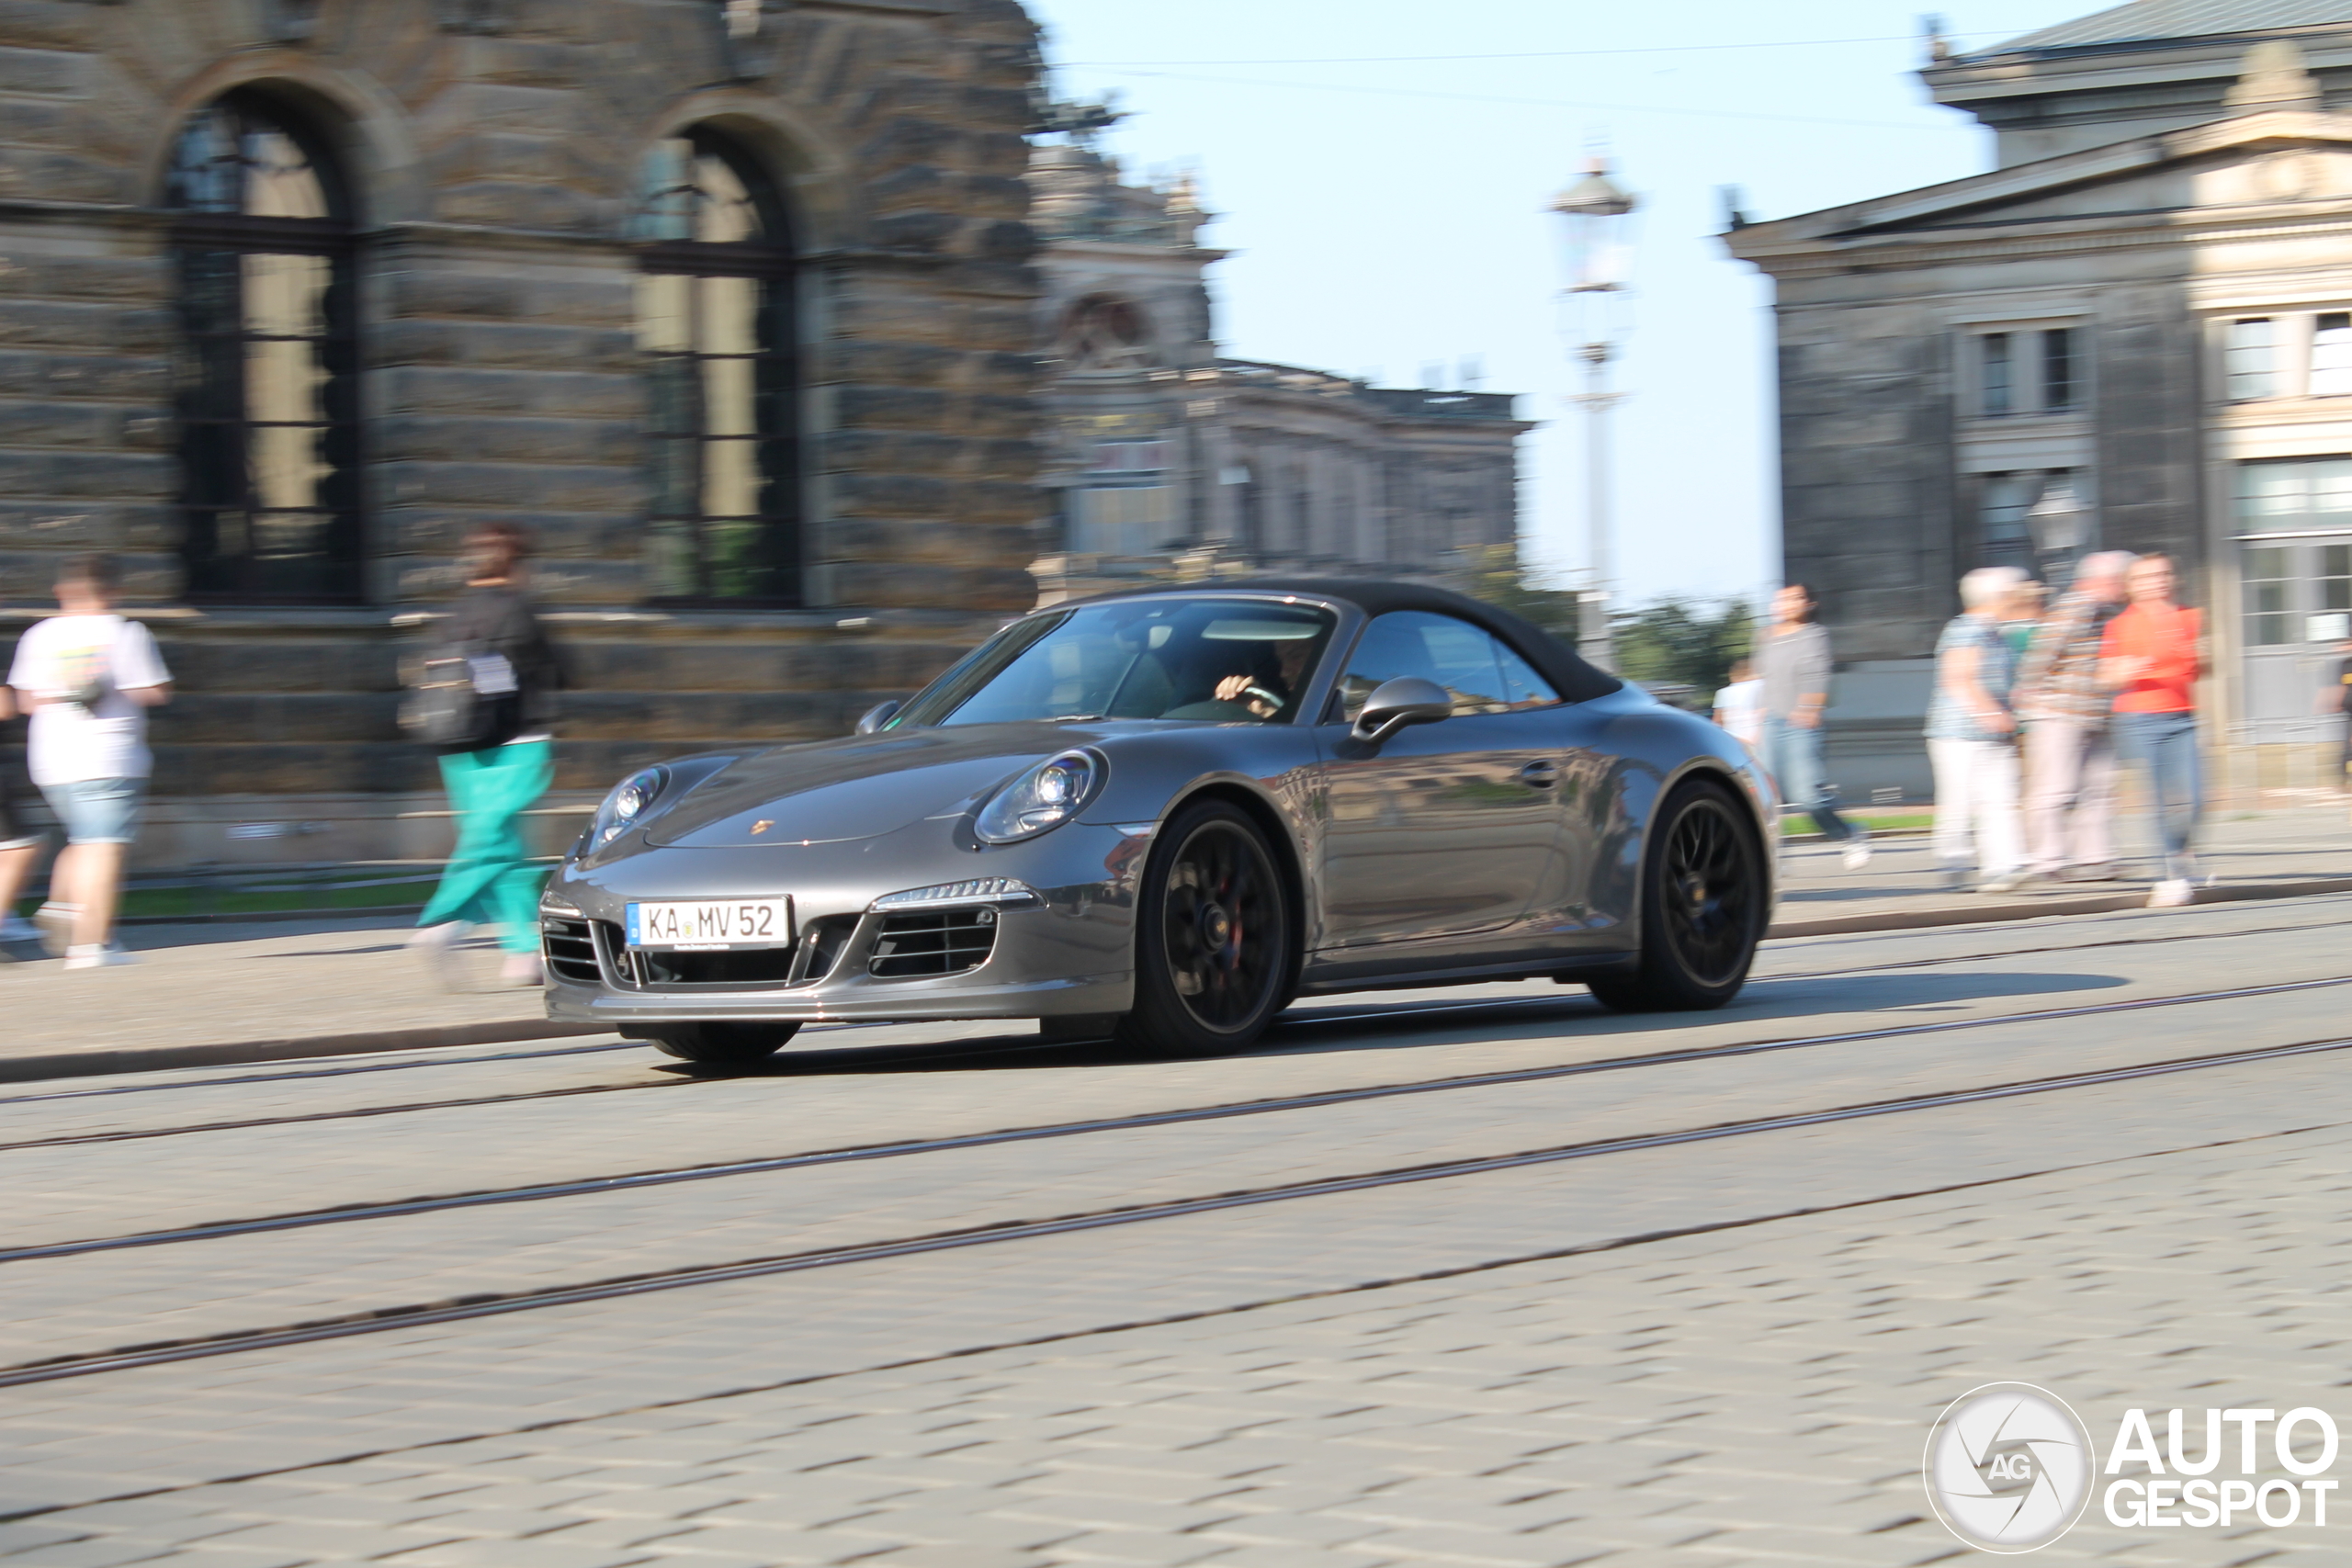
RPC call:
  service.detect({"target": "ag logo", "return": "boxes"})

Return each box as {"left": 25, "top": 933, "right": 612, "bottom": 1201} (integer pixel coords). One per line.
{"left": 1924, "top": 1382, "right": 2094, "bottom": 1552}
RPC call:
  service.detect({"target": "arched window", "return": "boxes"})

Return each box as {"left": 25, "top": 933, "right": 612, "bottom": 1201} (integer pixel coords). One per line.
{"left": 636, "top": 128, "right": 799, "bottom": 604}
{"left": 166, "top": 91, "right": 360, "bottom": 603}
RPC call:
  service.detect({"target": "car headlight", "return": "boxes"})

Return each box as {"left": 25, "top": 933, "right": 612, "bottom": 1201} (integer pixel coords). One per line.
{"left": 973, "top": 750, "right": 1105, "bottom": 844}
{"left": 587, "top": 766, "right": 669, "bottom": 849}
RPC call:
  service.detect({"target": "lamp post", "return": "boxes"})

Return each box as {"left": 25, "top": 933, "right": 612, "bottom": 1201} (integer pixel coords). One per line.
{"left": 1548, "top": 158, "right": 1638, "bottom": 671}
{"left": 2027, "top": 479, "right": 2089, "bottom": 587}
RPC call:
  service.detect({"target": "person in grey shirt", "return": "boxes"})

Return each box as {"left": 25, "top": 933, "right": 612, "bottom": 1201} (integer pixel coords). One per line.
{"left": 1754, "top": 583, "right": 1870, "bottom": 869}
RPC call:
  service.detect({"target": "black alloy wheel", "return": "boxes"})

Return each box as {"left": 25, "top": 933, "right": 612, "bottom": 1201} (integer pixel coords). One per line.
{"left": 1118, "top": 800, "right": 1295, "bottom": 1055}
{"left": 1589, "top": 778, "right": 1762, "bottom": 1013}
{"left": 642, "top": 1021, "right": 802, "bottom": 1067}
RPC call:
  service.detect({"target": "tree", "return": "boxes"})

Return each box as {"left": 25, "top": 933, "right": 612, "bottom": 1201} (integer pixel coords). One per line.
{"left": 1611, "top": 597, "right": 1753, "bottom": 705}
{"left": 1461, "top": 545, "right": 1583, "bottom": 646}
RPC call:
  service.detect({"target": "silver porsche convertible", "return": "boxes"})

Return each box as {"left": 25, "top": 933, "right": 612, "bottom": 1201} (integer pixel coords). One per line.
{"left": 541, "top": 580, "right": 1778, "bottom": 1065}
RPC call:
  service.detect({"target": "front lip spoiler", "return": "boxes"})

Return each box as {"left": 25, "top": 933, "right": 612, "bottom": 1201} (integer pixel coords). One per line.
{"left": 547, "top": 970, "right": 1134, "bottom": 1025}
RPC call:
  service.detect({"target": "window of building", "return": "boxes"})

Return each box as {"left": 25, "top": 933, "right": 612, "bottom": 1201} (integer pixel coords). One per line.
{"left": 166, "top": 91, "right": 360, "bottom": 603}
{"left": 1979, "top": 473, "right": 2039, "bottom": 570}
{"left": 636, "top": 128, "right": 798, "bottom": 604}
{"left": 1060, "top": 296, "right": 1152, "bottom": 370}
{"left": 2235, "top": 456, "right": 2352, "bottom": 535}
{"left": 2320, "top": 542, "right": 2352, "bottom": 627}
{"left": 2227, "top": 317, "right": 2278, "bottom": 400}
{"left": 1981, "top": 333, "right": 2011, "bottom": 417}
{"left": 1069, "top": 486, "right": 1174, "bottom": 555}
{"left": 2233, "top": 459, "right": 2352, "bottom": 649}
{"left": 2243, "top": 545, "right": 2296, "bottom": 646}
{"left": 1087, "top": 440, "right": 1170, "bottom": 473}
{"left": 2312, "top": 313, "right": 2352, "bottom": 397}
{"left": 2041, "top": 327, "right": 2077, "bottom": 411}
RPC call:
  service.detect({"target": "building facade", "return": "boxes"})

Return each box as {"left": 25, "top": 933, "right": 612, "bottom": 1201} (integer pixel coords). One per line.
{"left": 1, "top": 0, "right": 1046, "bottom": 864}
{"left": 1726, "top": 1, "right": 2352, "bottom": 798}
{"left": 1026, "top": 135, "right": 1531, "bottom": 598}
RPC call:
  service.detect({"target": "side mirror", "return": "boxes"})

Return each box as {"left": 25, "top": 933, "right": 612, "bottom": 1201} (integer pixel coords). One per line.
{"left": 854, "top": 699, "right": 902, "bottom": 736}
{"left": 1351, "top": 677, "right": 1453, "bottom": 744}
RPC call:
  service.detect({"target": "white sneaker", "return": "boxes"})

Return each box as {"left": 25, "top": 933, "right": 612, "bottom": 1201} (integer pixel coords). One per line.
{"left": 409, "top": 921, "right": 470, "bottom": 991}
{"left": 1977, "top": 871, "right": 2032, "bottom": 895}
{"left": 33, "top": 903, "right": 77, "bottom": 957}
{"left": 1842, "top": 840, "right": 1872, "bottom": 871}
{"left": 501, "top": 953, "right": 544, "bottom": 987}
{"left": 2147, "top": 879, "right": 2194, "bottom": 908}
{"left": 62, "top": 943, "right": 139, "bottom": 971}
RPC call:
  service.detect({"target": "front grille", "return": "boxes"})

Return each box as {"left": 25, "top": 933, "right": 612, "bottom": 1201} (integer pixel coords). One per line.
{"left": 595, "top": 913, "right": 859, "bottom": 989}
{"left": 542, "top": 917, "right": 599, "bottom": 985}
{"left": 869, "top": 907, "right": 997, "bottom": 979}
{"left": 633, "top": 946, "right": 799, "bottom": 986}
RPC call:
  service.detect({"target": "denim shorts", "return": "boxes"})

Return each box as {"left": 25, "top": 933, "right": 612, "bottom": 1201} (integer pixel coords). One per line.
{"left": 40, "top": 777, "right": 146, "bottom": 846}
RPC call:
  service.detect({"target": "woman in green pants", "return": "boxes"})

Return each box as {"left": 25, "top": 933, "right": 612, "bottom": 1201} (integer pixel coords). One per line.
{"left": 410, "top": 522, "right": 563, "bottom": 987}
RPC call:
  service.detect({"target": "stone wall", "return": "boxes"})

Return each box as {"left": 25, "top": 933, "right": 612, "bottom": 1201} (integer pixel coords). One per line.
{"left": 2093, "top": 280, "right": 2207, "bottom": 576}
{"left": 1773, "top": 300, "right": 1960, "bottom": 664}
{"left": 0, "top": 0, "right": 1046, "bottom": 834}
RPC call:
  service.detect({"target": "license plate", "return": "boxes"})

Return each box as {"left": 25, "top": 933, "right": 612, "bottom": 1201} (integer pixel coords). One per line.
{"left": 626, "top": 898, "right": 794, "bottom": 950}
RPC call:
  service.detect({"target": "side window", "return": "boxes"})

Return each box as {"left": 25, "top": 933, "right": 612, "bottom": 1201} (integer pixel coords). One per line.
{"left": 1336, "top": 611, "right": 1514, "bottom": 719}
{"left": 1494, "top": 640, "right": 1562, "bottom": 709}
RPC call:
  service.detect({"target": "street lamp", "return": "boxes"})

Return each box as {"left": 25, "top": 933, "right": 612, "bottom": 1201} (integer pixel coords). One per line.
{"left": 1548, "top": 157, "right": 1638, "bottom": 671}
{"left": 2028, "top": 479, "right": 2089, "bottom": 586}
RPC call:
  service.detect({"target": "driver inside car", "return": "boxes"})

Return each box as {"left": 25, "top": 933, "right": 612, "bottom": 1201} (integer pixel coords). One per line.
{"left": 1209, "top": 635, "right": 1317, "bottom": 719}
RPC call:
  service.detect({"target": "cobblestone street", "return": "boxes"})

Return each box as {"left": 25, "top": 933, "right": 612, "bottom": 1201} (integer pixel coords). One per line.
{"left": 5, "top": 886, "right": 2352, "bottom": 1563}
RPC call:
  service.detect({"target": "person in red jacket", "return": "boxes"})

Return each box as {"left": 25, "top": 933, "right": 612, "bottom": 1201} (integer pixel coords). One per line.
{"left": 2098, "top": 554, "right": 2205, "bottom": 907}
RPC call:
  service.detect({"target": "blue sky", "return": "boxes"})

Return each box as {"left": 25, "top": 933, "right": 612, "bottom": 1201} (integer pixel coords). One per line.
{"left": 1027, "top": 1, "right": 2104, "bottom": 609}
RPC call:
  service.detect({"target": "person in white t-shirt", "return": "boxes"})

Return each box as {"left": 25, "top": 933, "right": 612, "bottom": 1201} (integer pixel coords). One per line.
{"left": 6, "top": 554, "right": 173, "bottom": 969}
{"left": 1712, "top": 658, "right": 1764, "bottom": 752}
{"left": 0, "top": 682, "right": 40, "bottom": 946}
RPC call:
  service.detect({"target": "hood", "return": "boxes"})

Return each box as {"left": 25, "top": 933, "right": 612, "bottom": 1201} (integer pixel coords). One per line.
{"left": 641, "top": 723, "right": 1122, "bottom": 848}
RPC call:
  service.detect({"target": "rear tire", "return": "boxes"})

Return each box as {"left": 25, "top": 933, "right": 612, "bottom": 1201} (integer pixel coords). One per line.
{"left": 1588, "top": 777, "right": 1763, "bottom": 1013}
{"left": 643, "top": 1021, "right": 802, "bottom": 1066}
{"left": 1114, "top": 800, "right": 1295, "bottom": 1056}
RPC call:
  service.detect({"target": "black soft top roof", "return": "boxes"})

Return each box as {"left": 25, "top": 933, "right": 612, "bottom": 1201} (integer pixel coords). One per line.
{"left": 1075, "top": 577, "right": 1624, "bottom": 705}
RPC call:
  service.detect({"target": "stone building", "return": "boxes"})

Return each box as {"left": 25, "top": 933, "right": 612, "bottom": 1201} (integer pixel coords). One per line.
{"left": 1025, "top": 134, "right": 1532, "bottom": 596}
{"left": 0, "top": 0, "right": 1046, "bottom": 865}
{"left": 1725, "top": 0, "right": 2352, "bottom": 798}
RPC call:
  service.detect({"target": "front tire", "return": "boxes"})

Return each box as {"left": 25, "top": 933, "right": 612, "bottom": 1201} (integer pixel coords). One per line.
{"left": 642, "top": 1021, "right": 802, "bottom": 1066}
{"left": 1115, "top": 800, "right": 1295, "bottom": 1056}
{"left": 1589, "top": 777, "right": 1763, "bottom": 1013}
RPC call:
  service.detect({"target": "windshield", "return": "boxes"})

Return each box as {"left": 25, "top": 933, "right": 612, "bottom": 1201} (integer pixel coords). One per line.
{"left": 894, "top": 597, "right": 1339, "bottom": 728}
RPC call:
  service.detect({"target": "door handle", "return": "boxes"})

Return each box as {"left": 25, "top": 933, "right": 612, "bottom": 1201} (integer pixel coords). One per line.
{"left": 1520, "top": 760, "right": 1561, "bottom": 787}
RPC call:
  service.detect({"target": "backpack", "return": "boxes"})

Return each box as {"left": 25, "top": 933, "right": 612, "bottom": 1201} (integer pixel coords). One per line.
{"left": 400, "top": 643, "right": 515, "bottom": 751}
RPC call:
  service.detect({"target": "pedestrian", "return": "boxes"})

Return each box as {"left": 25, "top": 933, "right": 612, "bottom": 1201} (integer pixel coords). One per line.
{"left": 1999, "top": 578, "right": 2046, "bottom": 661}
{"left": 2320, "top": 631, "right": 2352, "bottom": 793}
{"left": 1712, "top": 657, "right": 1764, "bottom": 752}
{"left": 409, "top": 523, "right": 563, "bottom": 988}
{"left": 1998, "top": 578, "right": 2046, "bottom": 807}
{"left": 0, "top": 683, "right": 41, "bottom": 945}
{"left": 2015, "top": 552, "right": 2133, "bottom": 883}
{"left": 1926, "top": 566, "right": 2030, "bottom": 894}
{"left": 1756, "top": 583, "right": 1871, "bottom": 869}
{"left": 2099, "top": 552, "right": 2206, "bottom": 908}
{"left": 5, "top": 553, "right": 173, "bottom": 968}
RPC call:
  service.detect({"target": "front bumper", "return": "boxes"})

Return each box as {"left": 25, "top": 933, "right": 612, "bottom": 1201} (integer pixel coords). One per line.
{"left": 540, "top": 818, "right": 1147, "bottom": 1026}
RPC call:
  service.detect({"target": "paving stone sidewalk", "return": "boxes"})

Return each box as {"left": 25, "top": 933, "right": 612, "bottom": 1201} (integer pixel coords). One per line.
{"left": 1774, "top": 799, "right": 2352, "bottom": 924}
{"left": 1, "top": 806, "right": 2346, "bottom": 1074}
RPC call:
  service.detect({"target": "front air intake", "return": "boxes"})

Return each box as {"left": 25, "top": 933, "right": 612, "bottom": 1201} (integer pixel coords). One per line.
{"left": 869, "top": 907, "right": 997, "bottom": 978}
{"left": 542, "top": 917, "right": 600, "bottom": 985}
